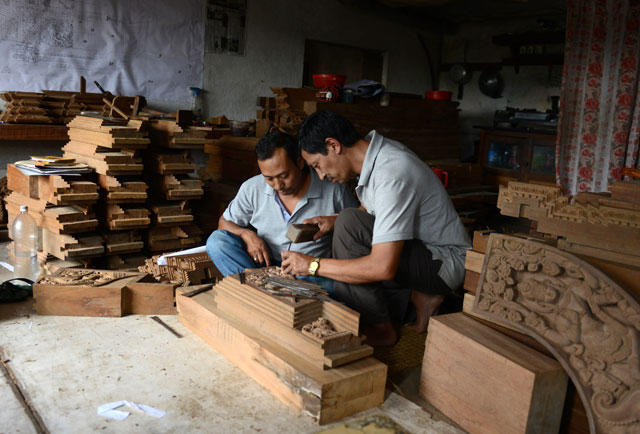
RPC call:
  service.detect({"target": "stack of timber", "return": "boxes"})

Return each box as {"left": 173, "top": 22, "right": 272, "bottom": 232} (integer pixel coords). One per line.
{"left": 256, "top": 88, "right": 320, "bottom": 135}
{"left": 144, "top": 132, "right": 204, "bottom": 253}
{"left": 147, "top": 119, "right": 213, "bottom": 150}
{"left": 0, "top": 90, "right": 106, "bottom": 124}
{"left": 176, "top": 270, "right": 386, "bottom": 424}
{"left": 257, "top": 89, "right": 461, "bottom": 161}
{"left": 33, "top": 268, "right": 176, "bottom": 317}
{"left": 497, "top": 180, "right": 640, "bottom": 299}
{"left": 4, "top": 163, "right": 103, "bottom": 261}
{"left": 139, "top": 252, "right": 220, "bottom": 286}
{"left": 62, "top": 114, "right": 151, "bottom": 268}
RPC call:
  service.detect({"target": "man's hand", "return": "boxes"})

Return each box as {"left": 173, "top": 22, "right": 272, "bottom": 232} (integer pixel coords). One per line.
{"left": 302, "top": 215, "right": 337, "bottom": 241}
{"left": 240, "top": 230, "right": 272, "bottom": 266}
{"left": 281, "top": 251, "right": 314, "bottom": 276}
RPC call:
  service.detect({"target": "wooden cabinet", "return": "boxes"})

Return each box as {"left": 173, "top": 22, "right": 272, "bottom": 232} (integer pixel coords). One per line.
{"left": 478, "top": 128, "right": 557, "bottom": 186}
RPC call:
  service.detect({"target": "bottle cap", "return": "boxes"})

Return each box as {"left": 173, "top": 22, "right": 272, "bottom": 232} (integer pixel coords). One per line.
{"left": 20, "top": 205, "right": 28, "bottom": 212}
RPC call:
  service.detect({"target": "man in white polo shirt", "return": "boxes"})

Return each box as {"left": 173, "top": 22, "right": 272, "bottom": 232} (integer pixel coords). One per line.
{"left": 281, "top": 111, "right": 471, "bottom": 345}
{"left": 206, "top": 131, "right": 358, "bottom": 291}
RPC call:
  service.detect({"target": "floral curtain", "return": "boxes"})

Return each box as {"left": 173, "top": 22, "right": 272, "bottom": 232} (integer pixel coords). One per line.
{"left": 556, "top": 0, "right": 640, "bottom": 194}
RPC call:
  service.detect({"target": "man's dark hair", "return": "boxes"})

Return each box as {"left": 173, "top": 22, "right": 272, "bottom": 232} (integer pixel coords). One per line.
{"left": 298, "top": 110, "right": 362, "bottom": 155}
{"left": 255, "top": 131, "right": 299, "bottom": 162}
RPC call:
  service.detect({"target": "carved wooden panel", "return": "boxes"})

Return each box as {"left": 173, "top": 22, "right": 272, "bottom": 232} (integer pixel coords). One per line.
{"left": 473, "top": 234, "right": 640, "bottom": 434}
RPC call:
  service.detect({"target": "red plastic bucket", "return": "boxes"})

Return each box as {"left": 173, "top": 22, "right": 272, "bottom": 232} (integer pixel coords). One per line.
{"left": 425, "top": 90, "right": 452, "bottom": 101}
{"left": 313, "top": 74, "right": 346, "bottom": 88}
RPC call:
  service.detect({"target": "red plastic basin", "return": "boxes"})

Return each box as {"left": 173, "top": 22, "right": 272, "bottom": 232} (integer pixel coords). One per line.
{"left": 425, "top": 90, "right": 452, "bottom": 101}
{"left": 313, "top": 74, "right": 346, "bottom": 88}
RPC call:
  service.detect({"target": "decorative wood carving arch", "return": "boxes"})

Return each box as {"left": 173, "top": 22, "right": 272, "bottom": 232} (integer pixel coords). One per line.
{"left": 472, "top": 234, "right": 640, "bottom": 434}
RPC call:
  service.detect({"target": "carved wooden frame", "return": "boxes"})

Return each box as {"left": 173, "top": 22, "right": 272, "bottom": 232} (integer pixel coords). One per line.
{"left": 472, "top": 234, "right": 640, "bottom": 434}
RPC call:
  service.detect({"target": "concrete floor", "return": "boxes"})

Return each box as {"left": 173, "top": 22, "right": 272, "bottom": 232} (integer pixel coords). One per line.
{"left": 0, "top": 241, "right": 463, "bottom": 434}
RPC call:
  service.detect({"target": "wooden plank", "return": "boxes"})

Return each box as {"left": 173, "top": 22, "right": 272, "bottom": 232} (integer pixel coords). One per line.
{"left": 472, "top": 230, "right": 501, "bottom": 253}
{"left": 557, "top": 238, "right": 640, "bottom": 269}
{"left": 176, "top": 290, "right": 387, "bottom": 424}
{"left": 464, "top": 250, "right": 484, "bottom": 273}
{"left": 68, "top": 129, "right": 149, "bottom": 149}
{"left": 419, "top": 313, "right": 567, "bottom": 434}
{"left": 537, "top": 217, "right": 640, "bottom": 257}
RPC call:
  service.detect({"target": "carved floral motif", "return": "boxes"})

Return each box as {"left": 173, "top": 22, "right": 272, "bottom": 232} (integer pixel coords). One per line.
{"left": 474, "top": 234, "right": 640, "bottom": 434}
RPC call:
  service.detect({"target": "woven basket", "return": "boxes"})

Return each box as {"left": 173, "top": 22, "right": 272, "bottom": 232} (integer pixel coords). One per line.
{"left": 373, "top": 325, "right": 427, "bottom": 375}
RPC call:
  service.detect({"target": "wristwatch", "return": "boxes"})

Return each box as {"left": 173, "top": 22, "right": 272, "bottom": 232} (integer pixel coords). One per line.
{"left": 308, "top": 257, "right": 321, "bottom": 276}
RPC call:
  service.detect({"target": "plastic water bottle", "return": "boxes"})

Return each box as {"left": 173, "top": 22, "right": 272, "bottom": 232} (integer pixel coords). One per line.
{"left": 12, "top": 205, "right": 40, "bottom": 281}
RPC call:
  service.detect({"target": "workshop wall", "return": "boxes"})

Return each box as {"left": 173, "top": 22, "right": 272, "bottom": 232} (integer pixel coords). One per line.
{"left": 202, "top": 0, "right": 440, "bottom": 121}
{"left": 438, "top": 16, "right": 564, "bottom": 160}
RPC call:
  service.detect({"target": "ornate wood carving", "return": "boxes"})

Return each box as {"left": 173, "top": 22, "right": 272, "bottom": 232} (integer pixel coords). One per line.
{"left": 473, "top": 234, "right": 640, "bottom": 434}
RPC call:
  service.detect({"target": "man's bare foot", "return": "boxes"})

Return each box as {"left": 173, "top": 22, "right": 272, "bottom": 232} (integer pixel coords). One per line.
{"left": 409, "top": 291, "right": 444, "bottom": 333}
{"left": 362, "top": 321, "right": 397, "bottom": 347}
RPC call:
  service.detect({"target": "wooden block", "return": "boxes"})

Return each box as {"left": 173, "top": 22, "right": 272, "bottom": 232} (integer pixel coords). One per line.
{"left": 286, "top": 223, "right": 319, "bottom": 243}
{"left": 32, "top": 269, "right": 147, "bottom": 317}
{"left": 176, "top": 289, "right": 387, "bottom": 424}
{"left": 42, "top": 230, "right": 104, "bottom": 260}
{"left": 149, "top": 202, "right": 193, "bottom": 226}
{"left": 419, "top": 313, "right": 568, "bottom": 434}
{"left": 153, "top": 175, "right": 204, "bottom": 201}
{"left": 472, "top": 230, "right": 501, "bottom": 253}
{"left": 103, "top": 231, "right": 144, "bottom": 254}
{"left": 68, "top": 128, "right": 149, "bottom": 149}
{"left": 33, "top": 284, "right": 123, "bottom": 317}
{"left": 464, "top": 250, "right": 484, "bottom": 273}
{"left": 103, "top": 204, "right": 150, "bottom": 230}
{"left": 7, "top": 164, "right": 99, "bottom": 204}
{"left": 123, "top": 282, "right": 176, "bottom": 315}
{"left": 97, "top": 175, "right": 147, "bottom": 203}
{"left": 463, "top": 270, "right": 480, "bottom": 294}
{"left": 145, "top": 151, "right": 196, "bottom": 175}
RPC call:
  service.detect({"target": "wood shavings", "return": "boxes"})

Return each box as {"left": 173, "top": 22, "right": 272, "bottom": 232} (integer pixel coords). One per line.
{"left": 244, "top": 266, "right": 294, "bottom": 287}
{"left": 302, "top": 317, "right": 338, "bottom": 339}
{"left": 38, "top": 269, "right": 128, "bottom": 286}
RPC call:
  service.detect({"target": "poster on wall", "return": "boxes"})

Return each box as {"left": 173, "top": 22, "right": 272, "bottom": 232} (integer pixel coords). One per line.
{"left": 205, "top": 0, "right": 247, "bottom": 55}
{"left": 0, "top": 0, "right": 204, "bottom": 102}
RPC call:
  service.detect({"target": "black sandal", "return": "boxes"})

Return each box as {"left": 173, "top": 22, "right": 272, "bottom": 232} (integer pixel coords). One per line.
{"left": 0, "top": 278, "right": 34, "bottom": 303}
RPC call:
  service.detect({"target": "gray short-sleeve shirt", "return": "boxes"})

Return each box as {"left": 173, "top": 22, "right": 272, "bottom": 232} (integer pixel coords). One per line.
{"left": 355, "top": 131, "right": 471, "bottom": 289}
{"left": 223, "top": 169, "right": 358, "bottom": 261}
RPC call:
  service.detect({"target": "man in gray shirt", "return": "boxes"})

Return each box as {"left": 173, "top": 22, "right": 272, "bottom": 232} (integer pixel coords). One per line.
{"left": 282, "top": 111, "right": 471, "bottom": 345}
{"left": 206, "top": 131, "right": 358, "bottom": 290}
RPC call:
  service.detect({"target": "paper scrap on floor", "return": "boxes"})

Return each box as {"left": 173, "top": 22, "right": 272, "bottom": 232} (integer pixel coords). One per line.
{"left": 98, "top": 400, "right": 166, "bottom": 421}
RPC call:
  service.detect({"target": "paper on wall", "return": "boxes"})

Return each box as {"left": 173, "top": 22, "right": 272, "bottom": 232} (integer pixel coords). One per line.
{"left": 0, "top": 0, "right": 204, "bottom": 102}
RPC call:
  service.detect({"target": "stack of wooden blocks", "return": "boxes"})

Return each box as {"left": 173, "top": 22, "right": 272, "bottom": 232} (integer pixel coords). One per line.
{"left": 61, "top": 114, "right": 151, "bottom": 269}
{"left": 256, "top": 88, "right": 320, "bottom": 136}
{"left": 0, "top": 90, "right": 107, "bottom": 124}
{"left": 497, "top": 180, "right": 640, "bottom": 298}
{"left": 144, "top": 120, "right": 206, "bottom": 253}
{"left": 176, "top": 270, "right": 387, "bottom": 425}
{"left": 5, "top": 163, "right": 103, "bottom": 263}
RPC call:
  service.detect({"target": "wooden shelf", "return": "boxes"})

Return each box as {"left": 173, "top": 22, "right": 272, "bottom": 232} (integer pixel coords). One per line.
{"left": 492, "top": 31, "right": 565, "bottom": 46}
{"left": 0, "top": 124, "right": 69, "bottom": 141}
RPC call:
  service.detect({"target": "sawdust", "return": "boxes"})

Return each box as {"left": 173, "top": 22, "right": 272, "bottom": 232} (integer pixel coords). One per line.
{"left": 302, "top": 317, "right": 338, "bottom": 338}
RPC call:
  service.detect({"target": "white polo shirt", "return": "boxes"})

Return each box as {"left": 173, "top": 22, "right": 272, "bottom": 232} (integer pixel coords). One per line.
{"left": 223, "top": 169, "right": 358, "bottom": 261}
{"left": 356, "top": 130, "right": 471, "bottom": 289}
